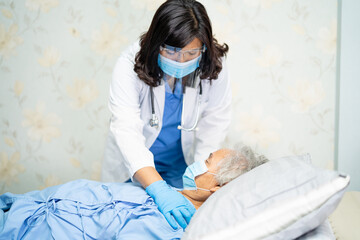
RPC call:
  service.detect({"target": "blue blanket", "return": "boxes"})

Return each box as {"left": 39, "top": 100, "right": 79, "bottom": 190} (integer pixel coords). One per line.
{"left": 0, "top": 180, "right": 184, "bottom": 240}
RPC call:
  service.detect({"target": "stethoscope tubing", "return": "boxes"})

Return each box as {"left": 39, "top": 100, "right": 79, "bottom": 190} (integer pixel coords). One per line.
{"left": 149, "top": 80, "right": 202, "bottom": 132}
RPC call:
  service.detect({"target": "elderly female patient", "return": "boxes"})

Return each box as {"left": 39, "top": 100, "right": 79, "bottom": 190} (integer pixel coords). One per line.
{"left": 0, "top": 147, "right": 268, "bottom": 240}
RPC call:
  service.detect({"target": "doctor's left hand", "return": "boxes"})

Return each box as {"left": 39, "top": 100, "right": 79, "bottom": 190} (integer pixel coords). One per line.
{"left": 146, "top": 180, "right": 196, "bottom": 229}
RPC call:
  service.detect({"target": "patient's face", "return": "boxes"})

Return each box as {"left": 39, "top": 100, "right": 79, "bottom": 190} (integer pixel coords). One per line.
{"left": 188, "top": 149, "right": 232, "bottom": 200}
{"left": 204, "top": 149, "right": 231, "bottom": 173}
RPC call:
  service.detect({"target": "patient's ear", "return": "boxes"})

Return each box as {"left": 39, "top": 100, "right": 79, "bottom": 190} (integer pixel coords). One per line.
{"left": 210, "top": 186, "right": 221, "bottom": 193}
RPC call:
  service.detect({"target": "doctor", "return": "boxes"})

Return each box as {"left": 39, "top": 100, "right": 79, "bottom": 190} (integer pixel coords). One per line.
{"left": 102, "top": 0, "right": 231, "bottom": 229}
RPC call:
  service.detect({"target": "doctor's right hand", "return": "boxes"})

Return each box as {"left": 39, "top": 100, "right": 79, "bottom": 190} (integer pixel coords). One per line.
{"left": 145, "top": 180, "right": 196, "bottom": 229}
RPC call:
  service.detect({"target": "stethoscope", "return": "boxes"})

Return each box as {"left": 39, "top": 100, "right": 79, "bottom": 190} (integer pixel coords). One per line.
{"left": 149, "top": 81, "right": 202, "bottom": 132}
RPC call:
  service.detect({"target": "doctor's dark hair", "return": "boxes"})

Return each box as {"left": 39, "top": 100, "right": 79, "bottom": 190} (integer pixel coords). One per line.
{"left": 134, "top": 0, "right": 229, "bottom": 87}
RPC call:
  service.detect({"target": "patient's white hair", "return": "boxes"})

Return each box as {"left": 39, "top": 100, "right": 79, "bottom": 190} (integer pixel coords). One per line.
{"left": 215, "top": 143, "right": 269, "bottom": 186}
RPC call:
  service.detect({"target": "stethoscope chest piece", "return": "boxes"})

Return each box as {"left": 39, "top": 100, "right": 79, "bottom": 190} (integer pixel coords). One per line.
{"left": 149, "top": 113, "right": 159, "bottom": 129}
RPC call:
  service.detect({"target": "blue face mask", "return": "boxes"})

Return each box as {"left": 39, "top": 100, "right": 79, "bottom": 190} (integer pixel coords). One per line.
{"left": 182, "top": 160, "right": 216, "bottom": 191}
{"left": 158, "top": 54, "right": 201, "bottom": 79}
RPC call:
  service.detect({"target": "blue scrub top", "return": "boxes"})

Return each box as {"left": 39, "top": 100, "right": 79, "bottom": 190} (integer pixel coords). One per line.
{"left": 149, "top": 80, "right": 188, "bottom": 188}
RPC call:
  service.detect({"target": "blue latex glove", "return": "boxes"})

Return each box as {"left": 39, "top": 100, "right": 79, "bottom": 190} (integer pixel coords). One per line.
{"left": 146, "top": 180, "right": 196, "bottom": 229}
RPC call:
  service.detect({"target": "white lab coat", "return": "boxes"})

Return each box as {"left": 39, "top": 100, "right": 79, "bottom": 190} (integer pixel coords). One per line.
{"left": 101, "top": 41, "right": 232, "bottom": 182}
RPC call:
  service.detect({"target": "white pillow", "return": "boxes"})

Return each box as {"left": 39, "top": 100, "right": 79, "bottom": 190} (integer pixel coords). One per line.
{"left": 182, "top": 154, "right": 349, "bottom": 240}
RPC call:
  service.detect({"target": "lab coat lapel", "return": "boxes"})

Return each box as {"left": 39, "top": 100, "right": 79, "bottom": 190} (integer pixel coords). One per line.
{"left": 183, "top": 86, "right": 198, "bottom": 127}
{"left": 152, "top": 83, "right": 165, "bottom": 126}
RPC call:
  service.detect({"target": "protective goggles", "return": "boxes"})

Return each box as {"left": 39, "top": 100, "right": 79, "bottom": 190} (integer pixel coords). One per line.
{"left": 159, "top": 44, "right": 206, "bottom": 62}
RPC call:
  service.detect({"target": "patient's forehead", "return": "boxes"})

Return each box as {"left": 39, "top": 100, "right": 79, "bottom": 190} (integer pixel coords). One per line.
{"left": 214, "top": 148, "right": 233, "bottom": 160}
{"left": 208, "top": 149, "right": 234, "bottom": 170}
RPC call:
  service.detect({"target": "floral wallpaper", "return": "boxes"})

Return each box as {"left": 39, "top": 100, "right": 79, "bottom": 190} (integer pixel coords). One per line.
{"left": 0, "top": 0, "right": 337, "bottom": 194}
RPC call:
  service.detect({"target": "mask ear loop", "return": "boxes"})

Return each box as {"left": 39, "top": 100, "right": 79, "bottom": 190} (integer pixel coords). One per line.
{"left": 196, "top": 187, "right": 211, "bottom": 192}
{"left": 195, "top": 171, "right": 218, "bottom": 192}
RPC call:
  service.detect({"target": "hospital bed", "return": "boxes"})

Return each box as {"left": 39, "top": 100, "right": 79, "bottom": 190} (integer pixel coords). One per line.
{"left": 1, "top": 155, "right": 359, "bottom": 239}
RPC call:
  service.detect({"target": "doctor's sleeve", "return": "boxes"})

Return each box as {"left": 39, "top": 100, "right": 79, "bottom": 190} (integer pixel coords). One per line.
{"left": 107, "top": 53, "right": 155, "bottom": 178}
{"left": 193, "top": 59, "right": 232, "bottom": 162}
